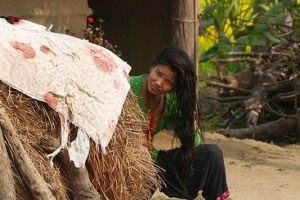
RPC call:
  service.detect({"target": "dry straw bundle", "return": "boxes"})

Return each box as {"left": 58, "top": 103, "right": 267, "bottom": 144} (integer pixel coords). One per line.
{"left": 0, "top": 81, "right": 160, "bottom": 200}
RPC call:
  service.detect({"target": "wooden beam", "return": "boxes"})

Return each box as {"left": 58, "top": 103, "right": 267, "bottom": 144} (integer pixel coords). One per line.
{"left": 171, "top": 0, "right": 198, "bottom": 66}
{"left": 0, "top": 126, "right": 16, "bottom": 200}
{"left": 0, "top": 103, "right": 55, "bottom": 200}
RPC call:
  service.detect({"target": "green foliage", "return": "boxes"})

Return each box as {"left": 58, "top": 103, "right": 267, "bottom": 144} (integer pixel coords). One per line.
{"left": 199, "top": 0, "right": 298, "bottom": 74}
{"left": 199, "top": 44, "right": 218, "bottom": 63}
{"left": 200, "top": 4, "right": 218, "bottom": 30}
{"left": 199, "top": 0, "right": 254, "bottom": 74}
{"left": 198, "top": 0, "right": 300, "bottom": 130}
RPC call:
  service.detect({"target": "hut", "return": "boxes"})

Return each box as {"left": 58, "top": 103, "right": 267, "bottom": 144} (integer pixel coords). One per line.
{"left": 0, "top": 0, "right": 199, "bottom": 75}
{"left": 0, "top": 1, "right": 200, "bottom": 198}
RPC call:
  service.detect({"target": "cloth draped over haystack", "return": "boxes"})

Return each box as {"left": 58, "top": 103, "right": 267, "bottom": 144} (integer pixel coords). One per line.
{"left": 0, "top": 18, "right": 131, "bottom": 167}
{"left": 0, "top": 17, "right": 160, "bottom": 199}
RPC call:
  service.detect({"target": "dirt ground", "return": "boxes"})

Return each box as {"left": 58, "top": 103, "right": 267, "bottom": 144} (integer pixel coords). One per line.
{"left": 151, "top": 130, "right": 300, "bottom": 200}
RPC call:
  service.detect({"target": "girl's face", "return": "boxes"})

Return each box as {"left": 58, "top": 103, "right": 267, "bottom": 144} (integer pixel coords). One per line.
{"left": 147, "top": 64, "right": 177, "bottom": 95}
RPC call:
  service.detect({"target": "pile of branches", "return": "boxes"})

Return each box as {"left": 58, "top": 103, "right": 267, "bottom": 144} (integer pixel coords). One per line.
{"left": 206, "top": 18, "right": 300, "bottom": 144}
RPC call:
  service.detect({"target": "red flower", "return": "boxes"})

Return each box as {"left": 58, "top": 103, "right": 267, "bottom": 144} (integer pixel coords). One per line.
{"left": 10, "top": 16, "right": 19, "bottom": 23}
{"left": 87, "top": 17, "right": 94, "bottom": 23}
{"left": 1, "top": 16, "right": 20, "bottom": 24}
{"left": 94, "top": 37, "right": 99, "bottom": 43}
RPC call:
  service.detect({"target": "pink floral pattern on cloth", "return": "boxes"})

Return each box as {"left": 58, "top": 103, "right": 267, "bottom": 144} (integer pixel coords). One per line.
{"left": 43, "top": 92, "right": 59, "bottom": 109}
{"left": 10, "top": 41, "right": 36, "bottom": 59}
{"left": 40, "top": 45, "right": 51, "bottom": 54}
{"left": 216, "top": 190, "right": 230, "bottom": 200}
{"left": 89, "top": 46, "right": 116, "bottom": 73}
{"left": 0, "top": 18, "right": 131, "bottom": 168}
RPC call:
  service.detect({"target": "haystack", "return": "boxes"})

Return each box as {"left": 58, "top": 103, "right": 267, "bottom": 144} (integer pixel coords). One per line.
{"left": 0, "top": 81, "right": 160, "bottom": 200}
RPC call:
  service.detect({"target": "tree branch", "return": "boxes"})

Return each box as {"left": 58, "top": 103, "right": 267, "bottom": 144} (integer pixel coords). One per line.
{"left": 0, "top": 103, "right": 55, "bottom": 200}
{"left": 206, "top": 80, "right": 252, "bottom": 94}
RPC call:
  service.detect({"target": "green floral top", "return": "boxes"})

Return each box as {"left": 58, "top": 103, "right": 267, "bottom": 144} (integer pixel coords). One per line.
{"left": 129, "top": 74, "right": 201, "bottom": 161}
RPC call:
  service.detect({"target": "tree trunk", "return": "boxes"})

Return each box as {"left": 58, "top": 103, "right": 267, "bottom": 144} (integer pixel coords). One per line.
{"left": 0, "top": 104, "right": 55, "bottom": 200}
{"left": 217, "top": 117, "right": 298, "bottom": 141}
{"left": 0, "top": 126, "right": 16, "bottom": 200}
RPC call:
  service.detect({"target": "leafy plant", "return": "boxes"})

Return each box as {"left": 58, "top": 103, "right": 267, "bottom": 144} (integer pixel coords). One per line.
{"left": 198, "top": 0, "right": 300, "bottom": 130}
{"left": 199, "top": 0, "right": 254, "bottom": 73}
{"left": 199, "top": 0, "right": 298, "bottom": 68}
{"left": 66, "top": 17, "right": 122, "bottom": 57}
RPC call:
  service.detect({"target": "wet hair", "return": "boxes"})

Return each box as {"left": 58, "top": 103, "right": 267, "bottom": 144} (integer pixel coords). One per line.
{"left": 153, "top": 47, "right": 202, "bottom": 182}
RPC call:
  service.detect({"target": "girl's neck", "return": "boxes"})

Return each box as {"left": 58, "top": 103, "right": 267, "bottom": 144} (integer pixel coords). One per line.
{"left": 142, "top": 76, "right": 164, "bottom": 115}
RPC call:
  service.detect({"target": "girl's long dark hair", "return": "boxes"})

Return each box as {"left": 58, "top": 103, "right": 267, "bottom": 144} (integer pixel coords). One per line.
{"left": 153, "top": 47, "right": 202, "bottom": 183}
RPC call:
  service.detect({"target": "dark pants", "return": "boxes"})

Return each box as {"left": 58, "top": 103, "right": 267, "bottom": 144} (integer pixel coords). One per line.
{"left": 156, "top": 144, "right": 229, "bottom": 200}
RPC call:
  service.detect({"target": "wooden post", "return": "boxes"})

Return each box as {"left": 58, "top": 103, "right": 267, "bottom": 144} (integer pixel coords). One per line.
{"left": 0, "top": 104, "right": 55, "bottom": 200}
{"left": 171, "top": 0, "right": 198, "bottom": 67}
{"left": 0, "top": 127, "right": 16, "bottom": 200}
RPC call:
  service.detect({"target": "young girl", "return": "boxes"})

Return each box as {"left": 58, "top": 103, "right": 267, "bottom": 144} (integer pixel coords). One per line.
{"left": 129, "top": 47, "right": 230, "bottom": 200}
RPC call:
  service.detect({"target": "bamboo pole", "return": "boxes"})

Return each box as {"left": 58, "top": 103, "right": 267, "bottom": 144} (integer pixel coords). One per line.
{"left": 0, "top": 103, "right": 55, "bottom": 200}
{"left": 0, "top": 126, "right": 16, "bottom": 200}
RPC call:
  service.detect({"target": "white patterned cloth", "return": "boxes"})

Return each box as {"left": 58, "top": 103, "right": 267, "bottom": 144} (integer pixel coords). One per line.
{"left": 0, "top": 18, "right": 131, "bottom": 167}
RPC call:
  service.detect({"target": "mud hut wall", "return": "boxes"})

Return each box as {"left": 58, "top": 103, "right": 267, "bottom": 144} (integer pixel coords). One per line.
{"left": 0, "top": 0, "right": 92, "bottom": 38}
{"left": 88, "top": 0, "right": 173, "bottom": 75}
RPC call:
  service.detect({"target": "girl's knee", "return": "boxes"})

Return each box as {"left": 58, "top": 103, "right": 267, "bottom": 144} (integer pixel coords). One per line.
{"left": 206, "top": 143, "right": 222, "bottom": 153}
{"left": 205, "top": 144, "right": 225, "bottom": 161}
